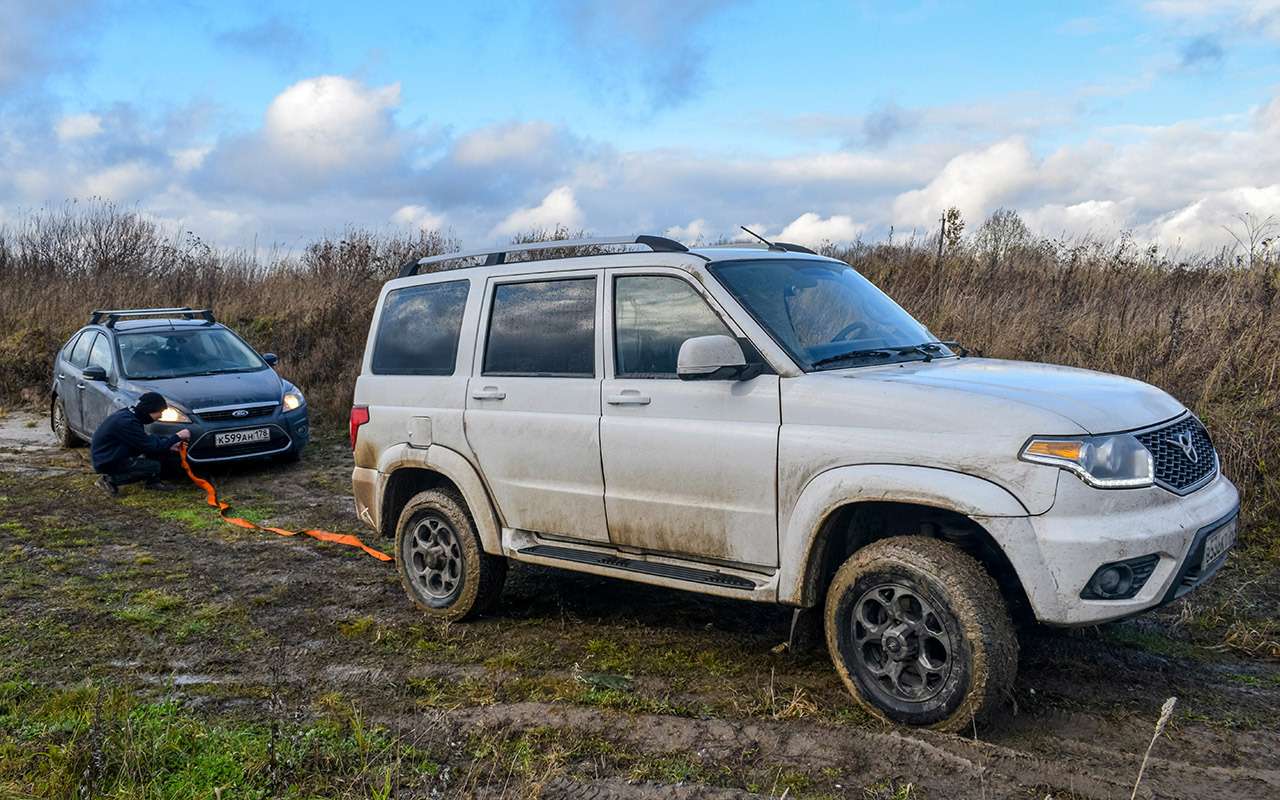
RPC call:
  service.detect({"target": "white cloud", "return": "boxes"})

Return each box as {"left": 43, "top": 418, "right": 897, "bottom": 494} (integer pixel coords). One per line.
{"left": 664, "top": 218, "right": 709, "bottom": 243}
{"left": 1144, "top": 1, "right": 1280, "bottom": 39}
{"left": 262, "top": 75, "right": 401, "bottom": 170}
{"left": 1022, "top": 199, "right": 1135, "bottom": 239}
{"left": 491, "top": 186, "right": 582, "bottom": 238}
{"left": 777, "top": 213, "right": 864, "bottom": 246}
{"left": 171, "top": 146, "right": 210, "bottom": 172}
{"left": 1144, "top": 185, "right": 1280, "bottom": 252}
{"left": 55, "top": 113, "right": 101, "bottom": 141}
{"left": 391, "top": 204, "right": 446, "bottom": 232}
{"left": 453, "top": 121, "right": 559, "bottom": 165}
{"left": 78, "top": 162, "right": 161, "bottom": 201}
{"left": 892, "top": 138, "right": 1037, "bottom": 228}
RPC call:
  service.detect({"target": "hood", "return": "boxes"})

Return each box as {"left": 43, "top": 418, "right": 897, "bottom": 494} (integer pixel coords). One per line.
{"left": 125, "top": 368, "right": 284, "bottom": 412}
{"left": 839, "top": 357, "right": 1184, "bottom": 434}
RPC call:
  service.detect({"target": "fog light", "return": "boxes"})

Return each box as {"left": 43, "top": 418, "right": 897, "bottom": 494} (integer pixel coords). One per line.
{"left": 1081, "top": 555, "right": 1159, "bottom": 600}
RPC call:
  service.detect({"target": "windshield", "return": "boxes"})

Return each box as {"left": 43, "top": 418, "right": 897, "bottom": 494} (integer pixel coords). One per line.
{"left": 709, "top": 259, "right": 952, "bottom": 370}
{"left": 117, "top": 328, "right": 266, "bottom": 379}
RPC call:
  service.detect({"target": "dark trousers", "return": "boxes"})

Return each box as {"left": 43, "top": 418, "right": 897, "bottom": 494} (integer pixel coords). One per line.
{"left": 100, "top": 456, "right": 163, "bottom": 486}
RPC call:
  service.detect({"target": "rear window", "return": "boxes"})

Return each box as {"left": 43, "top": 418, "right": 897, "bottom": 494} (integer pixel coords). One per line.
{"left": 371, "top": 279, "right": 470, "bottom": 375}
{"left": 484, "top": 277, "right": 596, "bottom": 377}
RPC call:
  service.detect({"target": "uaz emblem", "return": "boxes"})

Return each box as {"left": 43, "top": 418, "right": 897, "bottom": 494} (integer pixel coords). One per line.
{"left": 1167, "top": 431, "right": 1198, "bottom": 463}
{"left": 232, "top": 409, "right": 250, "bottom": 418}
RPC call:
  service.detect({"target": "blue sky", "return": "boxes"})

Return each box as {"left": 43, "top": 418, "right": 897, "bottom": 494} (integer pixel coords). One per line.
{"left": 3, "top": 0, "right": 1279, "bottom": 251}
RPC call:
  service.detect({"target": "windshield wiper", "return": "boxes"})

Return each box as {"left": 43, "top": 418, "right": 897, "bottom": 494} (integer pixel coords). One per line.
{"left": 809, "top": 348, "right": 895, "bottom": 369}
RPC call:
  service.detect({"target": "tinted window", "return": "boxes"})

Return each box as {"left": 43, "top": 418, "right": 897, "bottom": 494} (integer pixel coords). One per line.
{"left": 615, "top": 276, "right": 732, "bottom": 377}
{"left": 70, "top": 331, "right": 95, "bottom": 368}
{"left": 372, "top": 280, "right": 470, "bottom": 375}
{"left": 88, "top": 333, "right": 114, "bottom": 374}
{"left": 484, "top": 278, "right": 596, "bottom": 377}
{"left": 61, "top": 332, "right": 84, "bottom": 361}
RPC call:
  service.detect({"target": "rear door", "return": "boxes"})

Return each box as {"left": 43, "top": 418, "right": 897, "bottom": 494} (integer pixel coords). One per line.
{"left": 61, "top": 330, "right": 97, "bottom": 433}
{"left": 463, "top": 271, "right": 610, "bottom": 543}
{"left": 600, "top": 269, "right": 781, "bottom": 567}
{"left": 80, "top": 331, "right": 123, "bottom": 434}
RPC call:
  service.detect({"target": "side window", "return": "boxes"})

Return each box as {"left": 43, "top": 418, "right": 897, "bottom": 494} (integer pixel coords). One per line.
{"left": 484, "top": 277, "right": 596, "bottom": 377}
{"left": 61, "top": 332, "right": 84, "bottom": 361}
{"left": 87, "top": 333, "right": 114, "bottom": 375}
{"left": 70, "top": 331, "right": 96, "bottom": 368}
{"left": 614, "top": 275, "right": 733, "bottom": 378}
{"left": 372, "top": 280, "right": 470, "bottom": 375}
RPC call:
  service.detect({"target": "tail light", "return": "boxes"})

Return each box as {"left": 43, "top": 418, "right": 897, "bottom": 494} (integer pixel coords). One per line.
{"left": 349, "top": 405, "right": 370, "bottom": 450}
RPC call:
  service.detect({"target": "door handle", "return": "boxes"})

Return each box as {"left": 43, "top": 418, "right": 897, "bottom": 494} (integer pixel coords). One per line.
{"left": 76, "top": 383, "right": 87, "bottom": 390}
{"left": 607, "top": 390, "right": 651, "bottom": 406}
{"left": 471, "top": 386, "right": 506, "bottom": 400}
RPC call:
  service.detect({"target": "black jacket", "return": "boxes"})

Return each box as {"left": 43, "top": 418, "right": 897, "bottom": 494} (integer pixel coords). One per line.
{"left": 90, "top": 407, "right": 181, "bottom": 472}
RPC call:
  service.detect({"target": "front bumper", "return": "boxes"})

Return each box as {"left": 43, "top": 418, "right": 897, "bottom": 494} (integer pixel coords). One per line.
{"left": 981, "top": 469, "right": 1240, "bottom": 626}
{"left": 148, "top": 406, "right": 311, "bottom": 463}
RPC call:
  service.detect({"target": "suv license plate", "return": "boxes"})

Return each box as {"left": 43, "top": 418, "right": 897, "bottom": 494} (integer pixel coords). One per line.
{"left": 214, "top": 428, "right": 271, "bottom": 447}
{"left": 1202, "top": 518, "right": 1237, "bottom": 571}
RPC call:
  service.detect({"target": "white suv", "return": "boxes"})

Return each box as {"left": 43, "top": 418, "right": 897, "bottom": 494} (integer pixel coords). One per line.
{"left": 351, "top": 235, "right": 1239, "bottom": 730}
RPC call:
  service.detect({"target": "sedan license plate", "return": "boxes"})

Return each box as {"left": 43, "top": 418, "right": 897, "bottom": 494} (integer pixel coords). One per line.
{"left": 214, "top": 428, "right": 271, "bottom": 448}
{"left": 1202, "top": 518, "right": 1237, "bottom": 571}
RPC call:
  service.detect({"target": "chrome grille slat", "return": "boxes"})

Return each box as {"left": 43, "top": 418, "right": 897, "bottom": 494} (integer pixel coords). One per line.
{"left": 1135, "top": 417, "right": 1216, "bottom": 493}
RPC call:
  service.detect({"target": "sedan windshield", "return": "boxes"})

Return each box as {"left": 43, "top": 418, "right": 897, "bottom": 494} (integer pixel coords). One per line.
{"left": 709, "top": 259, "right": 952, "bottom": 370}
{"left": 117, "top": 329, "right": 265, "bottom": 379}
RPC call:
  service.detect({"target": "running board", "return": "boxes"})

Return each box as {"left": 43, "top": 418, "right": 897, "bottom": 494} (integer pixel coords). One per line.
{"left": 517, "top": 544, "right": 758, "bottom": 590}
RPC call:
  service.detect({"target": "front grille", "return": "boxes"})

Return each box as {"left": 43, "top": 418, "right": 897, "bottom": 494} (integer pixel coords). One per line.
{"left": 198, "top": 405, "right": 277, "bottom": 422}
{"left": 1135, "top": 416, "right": 1217, "bottom": 493}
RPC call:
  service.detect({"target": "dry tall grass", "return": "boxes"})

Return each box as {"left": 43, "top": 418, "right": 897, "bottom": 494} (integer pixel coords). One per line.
{"left": 0, "top": 203, "right": 1275, "bottom": 548}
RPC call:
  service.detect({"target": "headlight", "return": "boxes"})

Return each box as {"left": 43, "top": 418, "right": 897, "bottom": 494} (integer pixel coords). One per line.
{"left": 158, "top": 407, "right": 191, "bottom": 423}
{"left": 282, "top": 391, "right": 304, "bottom": 411}
{"left": 1020, "top": 434, "right": 1153, "bottom": 489}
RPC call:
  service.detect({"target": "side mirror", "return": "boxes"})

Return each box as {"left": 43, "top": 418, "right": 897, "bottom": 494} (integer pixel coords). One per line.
{"left": 677, "top": 335, "right": 748, "bottom": 381}
{"left": 261, "top": 353, "right": 279, "bottom": 367}
{"left": 82, "top": 365, "right": 108, "bottom": 382}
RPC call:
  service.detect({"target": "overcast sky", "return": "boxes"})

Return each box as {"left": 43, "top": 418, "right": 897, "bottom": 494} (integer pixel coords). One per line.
{"left": 2, "top": 0, "right": 1278, "bottom": 253}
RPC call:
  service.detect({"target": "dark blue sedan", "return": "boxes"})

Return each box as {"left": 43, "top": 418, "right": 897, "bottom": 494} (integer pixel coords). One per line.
{"left": 50, "top": 308, "right": 309, "bottom": 463}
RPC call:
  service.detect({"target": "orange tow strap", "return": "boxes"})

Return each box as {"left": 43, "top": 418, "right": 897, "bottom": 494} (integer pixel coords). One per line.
{"left": 177, "top": 444, "right": 393, "bottom": 562}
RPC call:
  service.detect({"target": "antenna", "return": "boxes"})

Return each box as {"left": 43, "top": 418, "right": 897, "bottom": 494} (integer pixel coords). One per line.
{"left": 740, "top": 226, "right": 776, "bottom": 248}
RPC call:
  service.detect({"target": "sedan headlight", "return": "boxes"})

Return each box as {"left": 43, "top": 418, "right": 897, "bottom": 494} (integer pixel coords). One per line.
{"left": 158, "top": 407, "right": 191, "bottom": 423}
{"left": 1020, "top": 434, "right": 1153, "bottom": 489}
{"left": 282, "top": 390, "right": 304, "bottom": 411}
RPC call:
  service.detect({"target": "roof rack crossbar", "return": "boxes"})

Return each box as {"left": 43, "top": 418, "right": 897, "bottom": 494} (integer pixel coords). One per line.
{"left": 397, "top": 235, "right": 689, "bottom": 278}
{"left": 90, "top": 307, "right": 215, "bottom": 327}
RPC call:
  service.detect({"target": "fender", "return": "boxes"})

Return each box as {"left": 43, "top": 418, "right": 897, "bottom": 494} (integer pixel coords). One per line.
{"left": 778, "top": 464, "right": 1031, "bottom": 606}
{"left": 375, "top": 442, "right": 502, "bottom": 554}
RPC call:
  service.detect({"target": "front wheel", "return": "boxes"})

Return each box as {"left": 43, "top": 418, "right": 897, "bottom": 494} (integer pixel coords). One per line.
{"left": 51, "top": 396, "right": 80, "bottom": 448}
{"left": 395, "top": 489, "right": 506, "bottom": 621}
{"left": 824, "top": 536, "right": 1017, "bottom": 731}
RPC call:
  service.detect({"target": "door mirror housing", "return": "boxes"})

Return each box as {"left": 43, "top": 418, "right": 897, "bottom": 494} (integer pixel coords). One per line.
{"left": 261, "top": 353, "right": 279, "bottom": 367}
{"left": 82, "top": 365, "right": 108, "bottom": 382}
{"left": 677, "top": 335, "right": 749, "bottom": 381}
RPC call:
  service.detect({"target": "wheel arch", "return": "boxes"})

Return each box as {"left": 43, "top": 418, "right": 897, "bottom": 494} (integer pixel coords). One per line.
{"left": 779, "top": 465, "right": 1034, "bottom": 620}
{"left": 376, "top": 443, "right": 502, "bottom": 554}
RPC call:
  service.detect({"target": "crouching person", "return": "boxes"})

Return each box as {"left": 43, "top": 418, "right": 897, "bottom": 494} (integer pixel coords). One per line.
{"left": 91, "top": 391, "right": 191, "bottom": 496}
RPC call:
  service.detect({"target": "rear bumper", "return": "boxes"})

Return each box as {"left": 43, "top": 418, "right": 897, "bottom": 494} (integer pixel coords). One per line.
{"left": 982, "top": 469, "right": 1240, "bottom": 626}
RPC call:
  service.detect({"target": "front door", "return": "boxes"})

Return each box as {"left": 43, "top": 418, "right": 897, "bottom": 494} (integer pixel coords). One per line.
{"left": 80, "top": 330, "right": 123, "bottom": 434}
{"left": 463, "top": 272, "right": 610, "bottom": 543}
{"left": 600, "top": 271, "right": 780, "bottom": 567}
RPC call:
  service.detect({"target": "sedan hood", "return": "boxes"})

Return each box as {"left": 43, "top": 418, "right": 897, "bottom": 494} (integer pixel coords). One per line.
{"left": 126, "top": 368, "right": 284, "bottom": 412}
{"left": 847, "top": 357, "right": 1184, "bottom": 434}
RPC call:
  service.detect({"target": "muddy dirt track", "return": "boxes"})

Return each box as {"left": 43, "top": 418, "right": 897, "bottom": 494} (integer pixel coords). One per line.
{"left": 1, "top": 411, "right": 1278, "bottom": 799}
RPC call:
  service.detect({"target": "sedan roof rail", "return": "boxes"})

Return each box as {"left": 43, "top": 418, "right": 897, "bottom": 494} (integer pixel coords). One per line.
{"left": 90, "top": 307, "right": 216, "bottom": 327}
{"left": 397, "top": 235, "right": 690, "bottom": 278}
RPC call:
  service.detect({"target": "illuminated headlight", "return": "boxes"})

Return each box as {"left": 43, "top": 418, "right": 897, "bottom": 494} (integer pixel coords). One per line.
{"left": 1020, "top": 434, "right": 1153, "bottom": 489}
{"left": 158, "top": 407, "right": 191, "bottom": 423}
{"left": 282, "top": 391, "right": 304, "bottom": 411}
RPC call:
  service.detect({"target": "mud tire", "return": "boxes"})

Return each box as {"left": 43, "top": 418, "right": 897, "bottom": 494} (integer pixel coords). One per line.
{"left": 51, "top": 395, "right": 81, "bottom": 448}
{"left": 395, "top": 488, "right": 506, "bottom": 621}
{"left": 824, "top": 535, "right": 1017, "bottom": 731}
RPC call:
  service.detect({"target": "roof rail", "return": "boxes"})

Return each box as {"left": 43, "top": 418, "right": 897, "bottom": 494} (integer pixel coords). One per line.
{"left": 397, "top": 235, "right": 690, "bottom": 278}
{"left": 90, "top": 307, "right": 215, "bottom": 327}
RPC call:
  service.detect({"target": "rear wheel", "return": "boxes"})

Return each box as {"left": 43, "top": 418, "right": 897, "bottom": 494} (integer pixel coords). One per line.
{"left": 824, "top": 536, "right": 1017, "bottom": 731}
{"left": 395, "top": 489, "right": 506, "bottom": 620}
{"left": 50, "top": 396, "right": 80, "bottom": 448}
